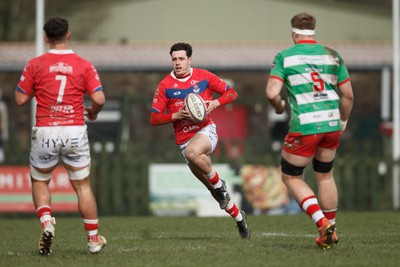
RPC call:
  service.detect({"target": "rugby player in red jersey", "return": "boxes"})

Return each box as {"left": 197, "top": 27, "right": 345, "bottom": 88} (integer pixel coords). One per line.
{"left": 151, "top": 42, "right": 250, "bottom": 239}
{"left": 15, "top": 16, "right": 106, "bottom": 255}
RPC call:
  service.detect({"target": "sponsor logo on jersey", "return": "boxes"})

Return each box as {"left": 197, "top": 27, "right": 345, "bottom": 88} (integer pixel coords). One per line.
{"left": 313, "top": 114, "right": 322, "bottom": 119}
{"left": 175, "top": 101, "right": 184, "bottom": 106}
{"left": 50, "top": 62, "right": 73, "bottom": 74}
{"left": 305, "top": 66, "right": 323, "bottom": 73}
{"left": 183, "top": 125, "right": 200, "bottom": 133}
{"left": 329, "top": 121, "right": 339, "bottom": 127}
{"left": 313, "top": 93, "right": 328, "bottom": 100}
{"left": 173, "top": 91, "right": 181, "bottom": 96}
{"left": 49, "top": 120, "right": 75, "bottom": 126}
{"left": 299, "top": 55, "right": 327, "bottom": 64}
{"left": 39, "top": 154, "right": 53, "bottom": 161}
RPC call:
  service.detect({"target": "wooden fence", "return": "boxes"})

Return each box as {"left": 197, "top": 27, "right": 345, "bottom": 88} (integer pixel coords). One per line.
{"left": 1, "top": 137, "right": 397, "bottom": 215}
{"left": 88, "top": 139, "right": 397, "bottom": 215}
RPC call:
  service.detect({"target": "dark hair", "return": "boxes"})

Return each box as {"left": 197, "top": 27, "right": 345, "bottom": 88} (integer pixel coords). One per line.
{"left": 291, "top": 12, "right": 316, "bottom": 30}
{"left": 43, "top": 16, "right": 69, "bottom": 42}
{"left": 169, "top": 42, "right": 193, "bottom": 57}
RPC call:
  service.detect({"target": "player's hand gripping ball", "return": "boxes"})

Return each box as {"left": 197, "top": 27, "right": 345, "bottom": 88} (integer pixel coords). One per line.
{"left": 184, "top": 93, "right": 207, "bottom": 124}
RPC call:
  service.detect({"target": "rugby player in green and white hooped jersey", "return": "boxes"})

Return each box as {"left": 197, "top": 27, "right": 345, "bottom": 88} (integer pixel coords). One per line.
{"left": 270, "top": 43, "right": 349, "bottom": 135}
{"left": 266, "top": 12, "right": 354, "bottom": 250}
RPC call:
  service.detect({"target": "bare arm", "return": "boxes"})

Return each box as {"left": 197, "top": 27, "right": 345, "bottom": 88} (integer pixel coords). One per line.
{"left": 15, "top": 91, "right": 33, "bottom": 106}
{"left": 85, "top": 91, "right": 105, "bottom": 121}
{"left": 266, "top": 78, "right": 285, "bottom": 114}
{"left": 337, "top": 80, "right": 354, "bottom": 130}
{"left": 338, "top": 81, "right": 353, "bottom": 121}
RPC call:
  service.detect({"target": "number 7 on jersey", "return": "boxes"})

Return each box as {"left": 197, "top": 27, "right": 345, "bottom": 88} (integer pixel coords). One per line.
{"left": 55, "top": 75, "right": 67, "bottom": 103}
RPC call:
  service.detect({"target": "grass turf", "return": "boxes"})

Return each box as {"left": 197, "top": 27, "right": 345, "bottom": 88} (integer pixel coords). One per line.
{"left": 0, "top": 211, "right": 399, "bottom": 267}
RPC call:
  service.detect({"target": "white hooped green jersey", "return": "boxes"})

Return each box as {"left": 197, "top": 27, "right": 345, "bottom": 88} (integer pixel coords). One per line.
{"left": 269, "top": 40, "right": 350, "bottom": 136}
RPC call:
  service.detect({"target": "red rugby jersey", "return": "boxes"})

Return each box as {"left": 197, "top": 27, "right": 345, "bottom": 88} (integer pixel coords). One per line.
{"left": 16, "top": 49, "right": 103, "bottom": 126}
{"left": 152, "top": 68, "right": 231, "bottom": 145}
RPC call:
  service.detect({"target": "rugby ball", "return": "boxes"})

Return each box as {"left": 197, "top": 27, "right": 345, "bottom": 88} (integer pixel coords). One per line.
{"left": 184, "top": 93, "right": 207, "bottom": 124}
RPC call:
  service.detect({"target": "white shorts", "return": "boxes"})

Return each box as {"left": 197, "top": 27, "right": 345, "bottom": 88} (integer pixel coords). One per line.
{"left": 179, "top": 123, "right": 218, "bottom": 163}
{"left": 30, "top": 125, "right": 91, "bottom": 169}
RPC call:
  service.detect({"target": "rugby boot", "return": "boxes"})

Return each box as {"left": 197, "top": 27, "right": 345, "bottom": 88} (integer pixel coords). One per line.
{"left": 214, "top": 179, "right": 231, "bottom": 209}
{"left": 88, "top": 235, "right": 107, "bottom": 254}
{"left": 316, "top": 218, "right": 336, "bottom": 250}
{"left": 38, "top": 217, "right": 56, "bottom": 256}
{"left": 236, "top": 210, "right": 250, "bottom": 239}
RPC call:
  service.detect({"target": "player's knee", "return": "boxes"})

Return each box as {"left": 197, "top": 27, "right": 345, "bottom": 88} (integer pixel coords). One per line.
{"left": 30, "top": 165, "right": 52, "bottom": 181}
{"left": 184, "top": 146, "right": 197, "bottom": 162}
{"left": 281, "top": 158, "right": 305, "bottom": 176}
{"left": 313, "top": 158, "right": 334, "bottom": 173}
{"left": 68, "top": 165, "right": 91, "bottom": 180}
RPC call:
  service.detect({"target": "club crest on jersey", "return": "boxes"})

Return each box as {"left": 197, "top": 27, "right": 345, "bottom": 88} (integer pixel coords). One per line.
{"left": 193, "top": 84, "right": 200, "bottom": 93}
{"left": 190, "top": 80, "right": 198, "bottom": 85}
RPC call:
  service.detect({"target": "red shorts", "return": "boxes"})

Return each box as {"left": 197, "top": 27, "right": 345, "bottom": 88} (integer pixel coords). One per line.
{"left": 282, "top": 131, "right": 341, "bottom": 157}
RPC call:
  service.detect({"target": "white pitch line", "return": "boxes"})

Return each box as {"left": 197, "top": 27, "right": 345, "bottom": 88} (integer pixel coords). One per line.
{"left": 259, "top": 232, "right": 315, "bottom": 238}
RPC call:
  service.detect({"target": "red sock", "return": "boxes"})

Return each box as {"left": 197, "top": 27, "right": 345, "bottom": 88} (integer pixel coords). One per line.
{"left": 37, "top": 205, "right": 52, "bottom": 219}
{"left": 83, "top": 219, "right": 99, "bottom": 242}
{"left": 323, "top": 209, "right": 337, "bottom": 224}
{"left": 207, "top": 170, "right": 220, "bottom": 186}
{"left": 36, "top": 205, "right": 52, "bottom": 228}
{"left": 300, "top": 196, "right": 325, "bottom": 227}
{"left": 226, "top": 203, "right": 240, "bottom": 218}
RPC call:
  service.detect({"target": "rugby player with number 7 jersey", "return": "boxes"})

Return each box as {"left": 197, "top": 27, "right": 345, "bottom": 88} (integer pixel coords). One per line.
{"left": 15, "top": 16, "right": 106, "bottom": 255}
{"left": 266, "top": 13, "right": 354, "bottom": 249}
{"left": 151, "top": 42, "right": 250, "bottom": 239}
